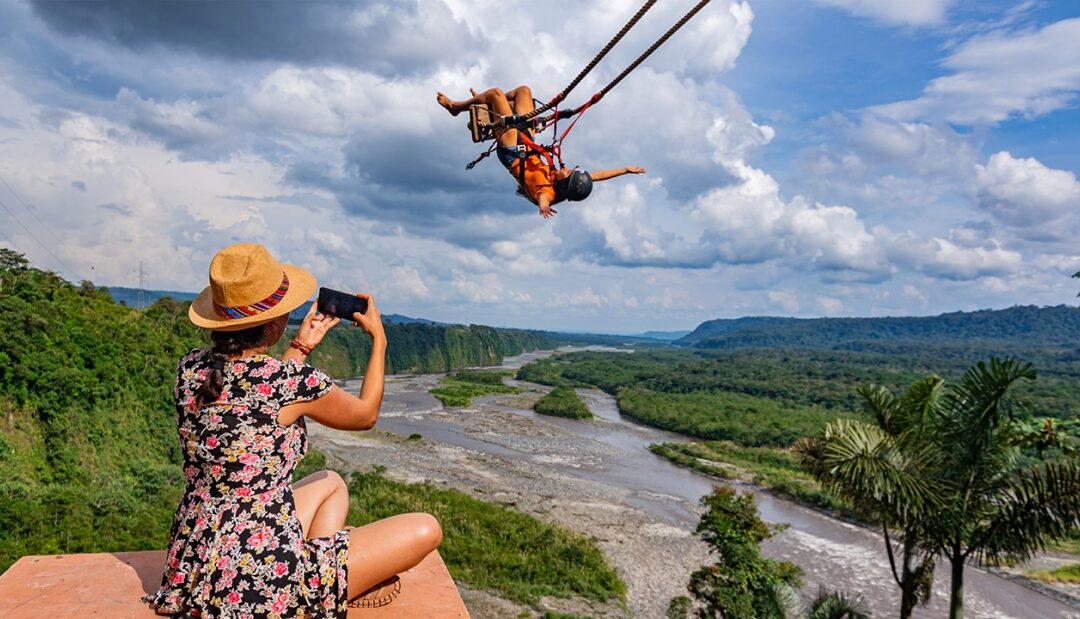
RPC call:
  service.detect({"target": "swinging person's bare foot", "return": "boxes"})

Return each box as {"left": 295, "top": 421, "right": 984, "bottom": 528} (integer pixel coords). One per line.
{"left": 436, "top": 92, "right": 462, "bottom": 116}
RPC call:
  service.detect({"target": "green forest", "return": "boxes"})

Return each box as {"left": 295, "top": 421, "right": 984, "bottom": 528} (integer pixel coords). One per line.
{"left": 679, "top": 305, "right": 1080, "bottom": 350}
{"left": 279, "top": 321, "right": 550, "bottom": 378}
{"left": 0, "top": 252, "right": 565, "bottom": 584}
{"left": 533, "top": 385, "right": 592, "bottom": 419}
{"left": 517, "top": 344, "right": 1080, "bottom": 618}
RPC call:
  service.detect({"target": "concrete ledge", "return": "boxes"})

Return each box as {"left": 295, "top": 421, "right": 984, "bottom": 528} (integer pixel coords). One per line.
{"left": 0, "top": 550, "right": 469, "bottom": 618}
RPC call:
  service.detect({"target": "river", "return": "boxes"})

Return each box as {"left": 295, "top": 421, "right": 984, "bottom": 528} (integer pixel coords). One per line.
{"left": 319, "top": 349, "right": 1079, "bottom": 618}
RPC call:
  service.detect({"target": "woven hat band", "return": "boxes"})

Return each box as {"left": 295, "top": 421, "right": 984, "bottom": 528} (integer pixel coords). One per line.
{"left": 213, "top": 271, "right": 290, "bottom": 320}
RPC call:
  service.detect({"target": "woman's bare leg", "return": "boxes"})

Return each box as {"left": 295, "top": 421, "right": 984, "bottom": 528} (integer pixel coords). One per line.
{"left": 345, "top": 512, "right": 443, "bottom": 598}
{"left": 293, "top": 470, "right": 349, "bottom": 539}
{"left": 436, "top": 88, "right": 520, "bottom": 148}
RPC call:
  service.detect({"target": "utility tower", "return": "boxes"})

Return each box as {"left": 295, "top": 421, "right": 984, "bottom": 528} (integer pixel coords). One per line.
{"left": 137, "top": 261, "right": 147, "bottom": 310}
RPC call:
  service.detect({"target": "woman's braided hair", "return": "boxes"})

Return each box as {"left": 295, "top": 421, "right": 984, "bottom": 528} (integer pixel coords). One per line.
{"left": 195, "top": 323, "right": 270, "bottom": 408}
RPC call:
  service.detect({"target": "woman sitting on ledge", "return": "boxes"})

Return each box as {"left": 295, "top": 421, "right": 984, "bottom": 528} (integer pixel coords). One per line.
{"left": 143, "top": 243, "right": 442, "bottom": 618}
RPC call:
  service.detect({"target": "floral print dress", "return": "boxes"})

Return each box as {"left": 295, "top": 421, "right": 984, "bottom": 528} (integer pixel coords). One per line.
{"left": 143, "top": 350, "right": 348, "bottom": 619}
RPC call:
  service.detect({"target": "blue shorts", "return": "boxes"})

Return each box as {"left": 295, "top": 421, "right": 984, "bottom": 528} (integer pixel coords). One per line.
{"left": 496, "top": 146, "right": 522, "bottom": 170}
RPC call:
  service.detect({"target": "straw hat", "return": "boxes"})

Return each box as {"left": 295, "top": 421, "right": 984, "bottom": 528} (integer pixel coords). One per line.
{"left": 189, "top": 243, "right": 316, "bottom": 331}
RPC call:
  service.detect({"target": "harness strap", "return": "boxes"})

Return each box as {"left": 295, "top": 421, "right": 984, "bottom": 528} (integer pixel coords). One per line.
{"left": 465, "top": 143, "right": 496, "bottom": 170}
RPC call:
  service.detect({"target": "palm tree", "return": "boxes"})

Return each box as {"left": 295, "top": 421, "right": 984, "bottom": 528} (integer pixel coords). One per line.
{"left": 769, "top": 584, "right": 870, "bottom": 619}
{"left": 926, "top": 358, "right": 1080, "bottom": 619}
{"left": 795, "top": 376, "right": 943, "bottom": 619}
{"left": 797, "top": 359, "right": 1080, "bottom": 619}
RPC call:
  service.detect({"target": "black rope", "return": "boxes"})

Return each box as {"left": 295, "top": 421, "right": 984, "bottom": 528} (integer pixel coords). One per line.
{"left": 537, "top": 0, "right": 713, "bottom": 127}
{"left": 506, "top": 0, "right": 658, "bottom": 126}
{"left": 474, "top": 0, "right": 712, "bottom": 168}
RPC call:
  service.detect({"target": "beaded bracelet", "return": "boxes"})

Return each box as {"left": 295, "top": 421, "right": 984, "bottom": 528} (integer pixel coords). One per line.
{"left": 289, "top": 339, "right": 313, "bottom": 356}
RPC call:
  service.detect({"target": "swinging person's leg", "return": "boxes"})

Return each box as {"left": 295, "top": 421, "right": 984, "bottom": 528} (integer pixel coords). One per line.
{"left": 436, "top": 87, "right": 520, "bottom": 148}
{"left": 293, "top": 470, "right": 349, "bottom": 539}
{"left": 345, "top": 513, "right": 443, "bottom": 598}
{"left": 504, "top": 85, "right": 536, "bottom": 115}
{"left": 436, "top": 87, "right": 514, "bottom": 118}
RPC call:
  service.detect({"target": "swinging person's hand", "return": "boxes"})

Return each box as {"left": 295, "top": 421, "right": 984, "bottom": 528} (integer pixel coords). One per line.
{"left": 539, "top": 204, "right": 558, "bottom": 218}
{"left": 625, "top": 166, "right": 646, "bottom": 174}
{"left": 295, "top": 303, "right": 341, "bottom": 351}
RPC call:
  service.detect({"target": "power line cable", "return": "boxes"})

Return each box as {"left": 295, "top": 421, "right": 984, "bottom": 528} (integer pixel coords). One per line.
{"left": 0, "top": 173, "right": 74, "bottom": 257}
{"left": 0, "top": 195, "right": 76, "bottom": 276}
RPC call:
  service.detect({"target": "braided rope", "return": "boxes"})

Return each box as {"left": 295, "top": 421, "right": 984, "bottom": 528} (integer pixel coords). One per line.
{"left": 517, "top": 0, "right": 658, "bottom": 123}
{"left": 472, "top": 0, "right": 713, "bottom": 170}
{"left": 598, "top": 0, "right": 712, "bottom": 99}
{"left": 536, "top": 0, "right": 713, "bottom": 127}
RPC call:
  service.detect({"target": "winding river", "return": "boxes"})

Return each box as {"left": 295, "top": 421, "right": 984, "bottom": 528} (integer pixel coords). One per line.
{"left": 350, "top": 349, "right": 1079, "bottom": 618}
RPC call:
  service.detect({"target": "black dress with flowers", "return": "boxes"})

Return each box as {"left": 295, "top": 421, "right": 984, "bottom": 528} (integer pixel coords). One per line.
{"left": 143, "top": 350, "right": 348, "bottom": 619}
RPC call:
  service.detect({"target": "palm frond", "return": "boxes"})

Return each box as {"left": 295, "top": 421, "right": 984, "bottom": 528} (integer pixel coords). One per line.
{"left": 768, "top": 582, "right": 807, "bottom": 618}
{"left": 976, "top": 459, "right": 1080, "bottom": 565}
{"left": 811, "top": 419, "right": 939, "bottom": 521}
{"left": 808, "top": 588, "right": 870, "bottom": 619}
{"left": 898, "top": 375, "right": 944, "bottom": 436}
{"left": 858, "top": 384, "right": 902, "bottom": 435}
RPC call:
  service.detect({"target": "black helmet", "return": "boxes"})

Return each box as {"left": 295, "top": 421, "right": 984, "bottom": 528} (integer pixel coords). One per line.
{"left": 554, "top": 169, "right": 593, "bottom": 203}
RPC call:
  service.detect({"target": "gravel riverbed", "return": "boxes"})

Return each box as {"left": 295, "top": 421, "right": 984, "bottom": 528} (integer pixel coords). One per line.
{"left": 309, "top": 359, "right": 1080, "bottom": 619}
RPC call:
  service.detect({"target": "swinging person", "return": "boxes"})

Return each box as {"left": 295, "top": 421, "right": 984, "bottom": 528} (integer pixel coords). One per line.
{"left": 437, "top": 86, "right": 645, "bottom": 218}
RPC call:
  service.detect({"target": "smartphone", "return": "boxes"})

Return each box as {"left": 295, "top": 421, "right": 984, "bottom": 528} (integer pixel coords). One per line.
{"left": 317, "top": 287, "right": 368, "bottom": 320}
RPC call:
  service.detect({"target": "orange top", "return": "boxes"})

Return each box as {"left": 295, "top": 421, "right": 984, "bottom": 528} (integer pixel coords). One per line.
{"left": 509, "top": 153, "right": 555, "bottom": 205}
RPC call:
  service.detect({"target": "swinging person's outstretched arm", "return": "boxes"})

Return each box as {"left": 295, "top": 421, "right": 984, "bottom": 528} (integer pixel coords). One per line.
{"left": 591, "top": 166, "right": 645, "bottom": 182}
{"left": 537, "top": 191, "right": 557, "bottom": 219}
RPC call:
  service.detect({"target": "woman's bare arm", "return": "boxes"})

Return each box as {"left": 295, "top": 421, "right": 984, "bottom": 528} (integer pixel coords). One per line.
{"left": 591, "top": 166, "right": 646, "bottom": 182}
{"left": 278, "top": 294, "right": 386, "bottom": 430}
{"left": 288, "top": 333, "right": 384, "bottom": 431}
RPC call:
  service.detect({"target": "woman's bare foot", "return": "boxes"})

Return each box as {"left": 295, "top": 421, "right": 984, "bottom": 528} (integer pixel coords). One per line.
{"left": 436, "top": 92, "right": 462, "bottom": 116}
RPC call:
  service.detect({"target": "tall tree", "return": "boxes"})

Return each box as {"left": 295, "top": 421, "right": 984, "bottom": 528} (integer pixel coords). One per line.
{"left": 929, "top": 359, "right": 1080, "bottom": 619}
{"left": 795, "top": 377, "right": 942, "bottom": 619}
{"left": 798, "top": 359, "right": 1080, "bottom": 619}
{"left": 687, "top": 486, "right": 801, "bottom": 618}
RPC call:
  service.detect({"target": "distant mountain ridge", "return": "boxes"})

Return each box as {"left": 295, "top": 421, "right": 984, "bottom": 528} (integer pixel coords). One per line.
{"left": 107, "top": 287, "right": 450, "bottom": 326}
{"left": 634, "top": 330, "right": 692, "bottom": 341}
{"left": 678, "top": 306, "right": 1080, "bottom": 350}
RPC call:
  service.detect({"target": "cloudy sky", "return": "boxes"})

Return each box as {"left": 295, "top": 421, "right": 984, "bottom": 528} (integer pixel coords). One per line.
{"left": 0, "top": 0, "right": 1078, "bottom": 332}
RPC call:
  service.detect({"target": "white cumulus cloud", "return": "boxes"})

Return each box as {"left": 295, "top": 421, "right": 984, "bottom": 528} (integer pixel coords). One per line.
{"left": 874, "top": 17, "right": 1080, "bottom": 125}
{"left": 811, "top": 0, "right": 953, "bottom": 26}
{"left": 974, "top": 151, "right": 1080, "bottom": 232}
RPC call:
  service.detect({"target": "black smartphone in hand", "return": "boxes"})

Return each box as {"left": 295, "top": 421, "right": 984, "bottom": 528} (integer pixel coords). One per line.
{"left": 317, "top": 287, "right": 368, "bottom": 320}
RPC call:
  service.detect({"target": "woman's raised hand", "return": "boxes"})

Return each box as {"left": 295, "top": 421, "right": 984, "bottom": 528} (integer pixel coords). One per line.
{"left": 295, "top": 303, "right": 341, "bottom": 351}
{"left": 352, "top": 293, "right": 384, "bottom": 339}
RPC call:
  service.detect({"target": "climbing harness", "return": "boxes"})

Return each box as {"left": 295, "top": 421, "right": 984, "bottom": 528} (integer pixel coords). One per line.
{"left": 465, "top": 0, "right": 712, "bottom": 171}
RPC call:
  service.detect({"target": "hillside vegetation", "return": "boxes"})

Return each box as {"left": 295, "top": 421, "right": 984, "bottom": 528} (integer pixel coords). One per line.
{"left": 679, "top": 305, "right": 1080, "bottom": 350}
{"left": 280, "top": 323, "right": 549, "bottom": 379}
{"left": 518, "top": 347, "right": 1080, "bottom": 419}
{"left": 0, "top": 252, "right": 563, "bottom": 584}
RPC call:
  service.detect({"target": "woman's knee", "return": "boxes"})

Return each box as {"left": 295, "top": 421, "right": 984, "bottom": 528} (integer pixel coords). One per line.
{"left": 515, "top": 85, "right": 532, "bottom": 98}
{"left": 323, "top": 469, "right": 346, "bottom": 490}
{"left": 410, "top": 512, "right": 442, "bottom": 550}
